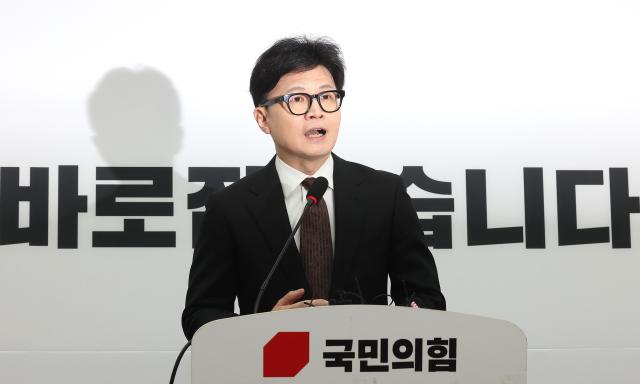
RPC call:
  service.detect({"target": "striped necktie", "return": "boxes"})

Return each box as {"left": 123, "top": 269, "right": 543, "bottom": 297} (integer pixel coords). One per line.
{"left": 300, "top": 177, "right": 333, "bottom": 299}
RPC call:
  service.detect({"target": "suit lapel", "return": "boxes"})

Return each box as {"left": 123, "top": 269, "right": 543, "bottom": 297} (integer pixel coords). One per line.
{"left": 331, "top": 154, "right": 367, "bottom": 293}
{"left": 245, "top": 157, "right": 310, "bottom": 293}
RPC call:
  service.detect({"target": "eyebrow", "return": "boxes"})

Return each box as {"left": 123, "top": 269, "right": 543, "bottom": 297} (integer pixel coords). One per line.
{"left": 284, "top": 84, "right": 335, "bottom": 93}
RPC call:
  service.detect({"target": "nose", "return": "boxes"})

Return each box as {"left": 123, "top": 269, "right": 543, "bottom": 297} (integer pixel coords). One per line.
{"left": 305, "top": 96, "right": 324, "bottom": 118}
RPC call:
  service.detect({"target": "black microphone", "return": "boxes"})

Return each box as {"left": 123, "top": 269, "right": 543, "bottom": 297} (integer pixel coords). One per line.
{"left": 305, "top": 176, "right": 328, "bottom": 205}
{"left": 253, "top": 176, "right": 329, "bottom": 313}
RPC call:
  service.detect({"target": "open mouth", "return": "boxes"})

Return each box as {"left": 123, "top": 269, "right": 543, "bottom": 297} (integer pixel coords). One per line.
{"left": 305, "top": 128, "right": 327, "bottom": 138}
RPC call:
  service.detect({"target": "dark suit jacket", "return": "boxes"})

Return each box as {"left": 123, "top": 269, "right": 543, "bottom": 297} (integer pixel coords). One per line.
{"left": 182, "top": 154, "right": 445, "bottom": 340}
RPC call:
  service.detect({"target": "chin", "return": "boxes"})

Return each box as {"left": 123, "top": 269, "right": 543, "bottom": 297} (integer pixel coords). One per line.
{"left": 300, "top": 149, "right": 332, "bottom": 162}
{"left": 305, "top": 152, "right": 331, "bottom": 160}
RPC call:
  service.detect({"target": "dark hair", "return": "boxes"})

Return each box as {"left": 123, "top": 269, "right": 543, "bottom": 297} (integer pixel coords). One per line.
{"left": 249, "top": 36, "right": 345, "bottom": 107}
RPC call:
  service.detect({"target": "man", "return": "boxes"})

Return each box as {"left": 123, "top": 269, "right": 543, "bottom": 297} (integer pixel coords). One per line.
{"left": 182, "top": 36, "right": 445, "bottom": 340}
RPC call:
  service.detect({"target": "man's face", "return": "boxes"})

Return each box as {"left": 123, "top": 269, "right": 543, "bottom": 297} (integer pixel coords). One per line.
{"left": 254, "top": 65, "right": 341, "bottom": 170}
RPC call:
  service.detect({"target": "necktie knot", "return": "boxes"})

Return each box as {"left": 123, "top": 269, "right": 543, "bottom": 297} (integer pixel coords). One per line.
{"left": 301, "top": 177, "right": 316, "bottom": 190}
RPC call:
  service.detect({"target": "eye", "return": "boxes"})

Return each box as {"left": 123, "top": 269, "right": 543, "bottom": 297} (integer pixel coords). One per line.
{"left": 321, "top": 93, "right": 335, "bottom": 101}
{"left": 290, "top": 95, "right": 306, "bottom": 104}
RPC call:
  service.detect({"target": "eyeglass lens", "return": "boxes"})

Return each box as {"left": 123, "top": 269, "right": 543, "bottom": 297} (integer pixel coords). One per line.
{"left": 288, "top": 91, "right": 342, "bottom": 115}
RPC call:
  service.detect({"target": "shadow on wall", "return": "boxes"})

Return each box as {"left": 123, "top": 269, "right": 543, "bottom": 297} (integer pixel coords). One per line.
{"left": 87, "top": 67, "right": 183, "bottom": 166}
{"left": 84, "top": 67, "right": 194, "bottom": 249}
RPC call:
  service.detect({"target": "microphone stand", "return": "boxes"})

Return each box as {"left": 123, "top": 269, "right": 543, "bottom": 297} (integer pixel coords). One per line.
{"left": 253, "top": 200, "right": 313, "bottom": 314}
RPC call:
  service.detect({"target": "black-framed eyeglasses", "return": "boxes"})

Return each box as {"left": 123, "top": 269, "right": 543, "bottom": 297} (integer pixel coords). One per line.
{"left": 259, "top": 90, "right": 345, "bottom": 115}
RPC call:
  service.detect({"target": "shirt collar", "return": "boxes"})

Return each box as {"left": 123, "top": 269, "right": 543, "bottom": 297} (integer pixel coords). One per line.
{"left": 275, "top": 155, "right": 335, "bottom": 198}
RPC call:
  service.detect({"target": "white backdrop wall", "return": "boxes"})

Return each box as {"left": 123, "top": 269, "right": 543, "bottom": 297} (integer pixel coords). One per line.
{"left": 1, "top": 1, "right": 639, "bottom": 383}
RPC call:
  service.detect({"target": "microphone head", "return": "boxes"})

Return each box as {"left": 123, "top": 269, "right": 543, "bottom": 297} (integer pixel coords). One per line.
{"left": 306, "top": 177, "right": 329, "bottom": 205}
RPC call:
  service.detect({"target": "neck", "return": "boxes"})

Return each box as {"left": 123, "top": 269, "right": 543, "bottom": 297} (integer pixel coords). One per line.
{"left": 277, "top": 153, "right": 330, "bottom": 176}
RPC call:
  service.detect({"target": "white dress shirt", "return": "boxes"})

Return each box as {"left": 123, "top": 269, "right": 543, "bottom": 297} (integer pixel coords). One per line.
{"left": 275, "top": 155, "right": 335, "bottom": 252}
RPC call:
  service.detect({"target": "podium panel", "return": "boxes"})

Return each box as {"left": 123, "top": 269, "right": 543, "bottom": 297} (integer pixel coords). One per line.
{"left": 192, "top": 305, "right": 526, "bottom": 383}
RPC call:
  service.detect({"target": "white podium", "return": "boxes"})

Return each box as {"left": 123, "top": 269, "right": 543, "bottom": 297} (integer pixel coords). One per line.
{"left": 191, "top": 305, "right": 527, "bottom": 383}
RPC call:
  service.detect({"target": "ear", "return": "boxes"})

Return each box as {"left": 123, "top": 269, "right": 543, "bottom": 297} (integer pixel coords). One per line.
{"left": 253, "top": 107, "right": 271, "bottom": 134}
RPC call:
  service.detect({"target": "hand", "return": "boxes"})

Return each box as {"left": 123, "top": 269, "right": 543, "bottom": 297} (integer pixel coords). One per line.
{"left": 272, "top": 288, "right": 329, "bottom": 311}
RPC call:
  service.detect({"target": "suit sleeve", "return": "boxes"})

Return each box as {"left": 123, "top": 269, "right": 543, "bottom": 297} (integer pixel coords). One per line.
{"left": 182, "top": 193, "right": 238, "bottom": 340}
{"left": 389, "top": 175, "right": 446, "bottom": 310}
